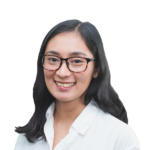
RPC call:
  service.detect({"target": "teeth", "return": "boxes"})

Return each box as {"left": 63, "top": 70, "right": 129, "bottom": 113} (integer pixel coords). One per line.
{"left": 56, "top": 82, "right": 75, "bottom": 87}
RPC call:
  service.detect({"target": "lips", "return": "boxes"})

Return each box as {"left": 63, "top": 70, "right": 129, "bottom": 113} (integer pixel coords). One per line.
{"left": 54, "top": 80, "right": 76, "bottom": 84}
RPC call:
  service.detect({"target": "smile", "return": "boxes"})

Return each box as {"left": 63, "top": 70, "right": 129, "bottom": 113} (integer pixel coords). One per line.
{"left": 54, "top": 81, "right": 76, "bottom": 90}
{"left": 56, "top": 82, "right": 75, "bottom": 87}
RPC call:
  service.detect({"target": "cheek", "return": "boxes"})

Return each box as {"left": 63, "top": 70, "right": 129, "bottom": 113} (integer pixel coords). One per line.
{"left": 44, "top": 69, "right": 54, "bottom": 76}
{"left": 75, "top": 71, "right": 93, "bottom": 85}
{"left": 77, "top": 64, "right": 94, "bottom": 81}
{"left": 44, "top": 70, "right": 55, "bottom": 83}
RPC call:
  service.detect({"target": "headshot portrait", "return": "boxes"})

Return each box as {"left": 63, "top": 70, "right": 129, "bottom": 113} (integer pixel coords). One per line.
{"left": 14, "top": 19, "right": 140, "bottom": 150}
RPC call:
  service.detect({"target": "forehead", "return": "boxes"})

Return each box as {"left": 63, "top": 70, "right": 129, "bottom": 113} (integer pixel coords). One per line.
{"left": 45, "top": 32, "right": 93, "bottom": 57}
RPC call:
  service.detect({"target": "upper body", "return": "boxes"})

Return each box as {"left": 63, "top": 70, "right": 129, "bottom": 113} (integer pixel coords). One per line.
{"left": 15, "top": 20, "right": 140, "bottom": 150}
{"left": 14, "top": 99, "right": 140, "bottom": 150}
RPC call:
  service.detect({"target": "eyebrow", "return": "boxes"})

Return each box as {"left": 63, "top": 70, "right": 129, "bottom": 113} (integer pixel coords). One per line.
{"left": 46, "top": 50, "right": 87, "bottom": 56}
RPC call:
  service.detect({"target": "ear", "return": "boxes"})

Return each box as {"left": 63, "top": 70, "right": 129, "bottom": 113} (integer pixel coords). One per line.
{"left": 95, "top": 66, "right": 100, "bottom": 75}
{"left": 92, "top": 67, "right": 99, "bottom": 78}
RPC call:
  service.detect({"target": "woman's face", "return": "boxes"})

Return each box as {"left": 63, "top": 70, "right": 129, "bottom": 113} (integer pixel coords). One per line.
{"left": 44, "top": 32, "right": 97, "bottom": 103}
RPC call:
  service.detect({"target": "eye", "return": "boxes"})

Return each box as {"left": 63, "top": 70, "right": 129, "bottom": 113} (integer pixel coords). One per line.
{"left": 48, "top": 57, "right": 58, "bottom": 62}
{"left": 73, "top": 59, "right": 82, "bottom": 63}
{"left": 70, "top": 58, "right": 84, "bottom": 64}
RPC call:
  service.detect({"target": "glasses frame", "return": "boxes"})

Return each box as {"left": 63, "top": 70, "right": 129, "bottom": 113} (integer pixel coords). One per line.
{"left": 41, "top": 54, "right": 95, "bottom": 73}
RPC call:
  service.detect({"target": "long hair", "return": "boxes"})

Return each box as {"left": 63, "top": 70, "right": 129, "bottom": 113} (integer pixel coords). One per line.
{"left": 15, "top": 19, "right": 128, "bottom": 143}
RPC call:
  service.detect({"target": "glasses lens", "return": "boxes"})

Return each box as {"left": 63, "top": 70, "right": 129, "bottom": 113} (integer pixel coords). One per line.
{"left": 43, "top": 56, "right": 60, "bottom": 70}
{"left": 68, "top": 57, "right": 87, "bottom": 72}
{"left": 42, "top": 56, "right": 88, "bottom": 72}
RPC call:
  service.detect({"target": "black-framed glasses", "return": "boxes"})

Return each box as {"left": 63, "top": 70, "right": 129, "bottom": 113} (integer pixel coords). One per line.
{"left": 41, "top": 54, "right": 95, "bottom": 73}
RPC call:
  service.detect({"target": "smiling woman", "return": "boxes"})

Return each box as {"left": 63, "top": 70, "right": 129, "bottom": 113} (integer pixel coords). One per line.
{"left": 14, "top": 20, "right": 140, "bottom": 150}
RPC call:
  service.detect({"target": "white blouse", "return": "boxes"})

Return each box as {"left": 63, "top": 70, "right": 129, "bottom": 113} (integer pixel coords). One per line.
{"left": 14, "top": 100, "right": 140, "bottom": 150}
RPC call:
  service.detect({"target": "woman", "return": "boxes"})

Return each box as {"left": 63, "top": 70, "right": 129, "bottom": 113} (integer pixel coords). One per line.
{"left": 14, "top": 20, "right": 140, "bottom": 150}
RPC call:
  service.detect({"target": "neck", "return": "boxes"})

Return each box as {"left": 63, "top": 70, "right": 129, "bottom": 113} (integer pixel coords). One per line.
{"left": 54, "top": 98, "right": 86, "bottom": 125}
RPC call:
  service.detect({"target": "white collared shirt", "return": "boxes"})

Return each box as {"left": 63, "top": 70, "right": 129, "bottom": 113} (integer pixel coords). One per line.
{"left": 14, "top": 100, "right": 140, "bottom": 150}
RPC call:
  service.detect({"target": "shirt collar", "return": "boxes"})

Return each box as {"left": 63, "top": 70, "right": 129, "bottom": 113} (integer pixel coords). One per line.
{"left": 45, "top": 99, "right": 99, "bottom": 135}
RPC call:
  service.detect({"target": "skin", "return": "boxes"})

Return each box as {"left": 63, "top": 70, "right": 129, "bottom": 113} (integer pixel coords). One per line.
{"left": 43, "top": 31, "right": 98, "bottom": 149}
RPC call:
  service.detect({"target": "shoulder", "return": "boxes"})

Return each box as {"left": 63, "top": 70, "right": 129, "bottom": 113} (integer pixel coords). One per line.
{"left": 93, "top": 110, "right": 140, "bottom": 149}
{"left": 95, "top": 108, "right": 135, "bottom": 132}
{"left": 14, "top": 133, "right": 27, "bottom": 150}
{"left": 97, "top": 109, "right": 129, "bottom": 131}
{"left": 115, "top": 124, "right": 140, "bottom": 150}
{"left": 14, "top": 134, "right": 50, "bottom": 150}
{"left": 15, "top": 133, "right": 27, "bottom": 144}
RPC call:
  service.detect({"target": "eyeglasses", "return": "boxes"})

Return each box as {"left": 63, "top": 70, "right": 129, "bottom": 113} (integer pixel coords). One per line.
{"left": 41, "top": 54, "right": 95, "bottom": 73}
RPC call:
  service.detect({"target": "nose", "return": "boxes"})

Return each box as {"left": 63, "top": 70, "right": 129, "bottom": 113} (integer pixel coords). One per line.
{"left": 56, "top": 60, "right": 72, "bottom": 78}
